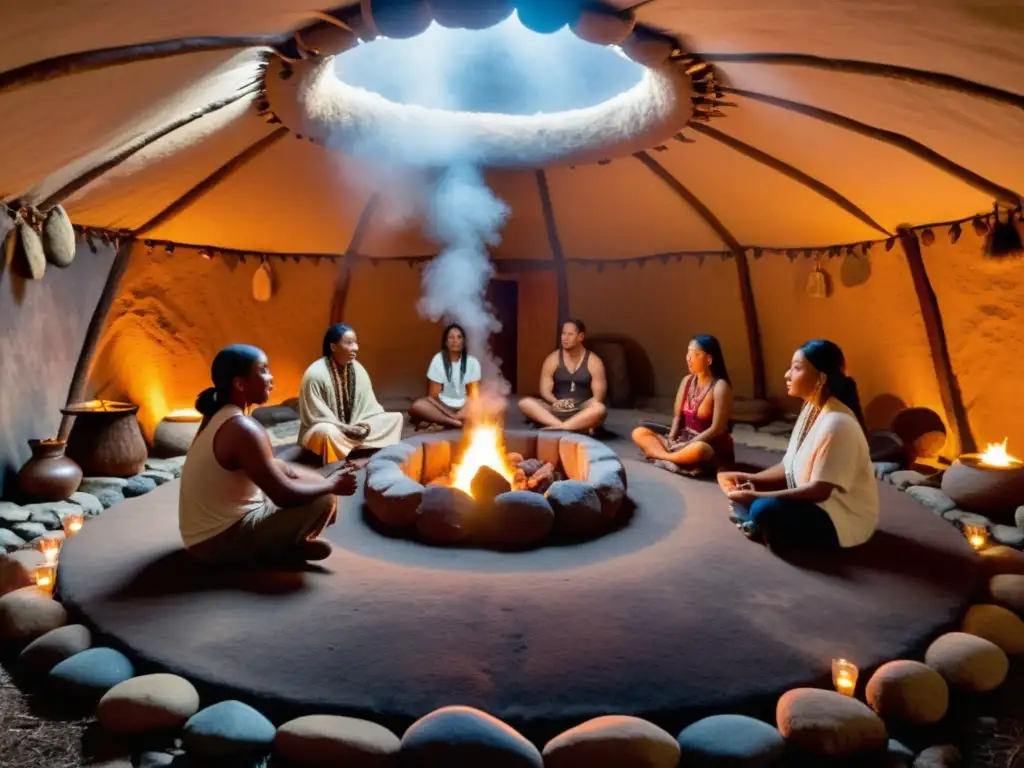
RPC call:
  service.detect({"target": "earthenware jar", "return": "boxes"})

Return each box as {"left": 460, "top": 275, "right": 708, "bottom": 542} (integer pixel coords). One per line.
{"left": 17, "top": 438, "right": 83, "bottom": 502}
{"left": 62, "top": 401, "right": 148, "bottom": 477}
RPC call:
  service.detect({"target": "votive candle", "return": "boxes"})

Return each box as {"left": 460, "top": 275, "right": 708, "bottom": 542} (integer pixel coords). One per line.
{"left": 832, "top": 658, "right": 859, "bottom": 696}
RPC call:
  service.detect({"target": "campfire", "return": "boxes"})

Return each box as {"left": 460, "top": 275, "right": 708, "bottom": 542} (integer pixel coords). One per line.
{"left": 941, "top": 436, "right": 1024, "bottom": 522}
{"left": 977, "top": 438, "right": 1022, "bottom": 468}
{"left": 450, "top": 422, "right": 515, "bottom": 496}
{"left": 440, "top": 421, "right": 560, "bottom": 500}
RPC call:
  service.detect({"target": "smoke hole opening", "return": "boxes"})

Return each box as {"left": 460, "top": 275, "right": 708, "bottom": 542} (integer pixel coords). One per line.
{"left": 335, "top": 13, "right": 644, "bottom": 116}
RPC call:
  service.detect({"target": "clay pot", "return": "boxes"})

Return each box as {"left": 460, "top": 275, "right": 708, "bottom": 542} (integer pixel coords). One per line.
{"left": 62, "top": 402, "right": 148, "bottom": 478}
{"left": 941, "top": 456, "right": 1024, "bottom": 524}
{"left": 17, "top": 439, "right": 83, "bottom": 502}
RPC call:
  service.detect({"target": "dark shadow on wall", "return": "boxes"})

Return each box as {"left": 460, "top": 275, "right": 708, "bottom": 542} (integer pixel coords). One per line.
{"left": 586, "top": 333, "right": 656, "bottom": 407}
{"left": 0, "top": 238, "right": 115, "bottom": 498}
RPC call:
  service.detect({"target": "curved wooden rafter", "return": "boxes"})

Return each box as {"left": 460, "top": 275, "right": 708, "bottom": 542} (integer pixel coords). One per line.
{"left": 634, "top": 150, "right": 766, "bottom": 399}
{"left": 689, "top": 123, "right": 891, "bottom": 236}
{"left": 330, "top": 194, "right": 381, "bottom": 325}
{"left": 39, "top": 82, "right": 262, "bottom": 209}
{"left": 697, "top": 53, "right": 1024, "bottom": 111}
{"left": 0, "top": 36, "right": 285, "bottom": 96}
{"left": 723, "top": 87, "right": 1023, "bottom": 208}
{"left": 535, "top": 169, "right": 570, "bottom": 347}
{"left": 133, "top": 127, "right": 288, "bottom": 237}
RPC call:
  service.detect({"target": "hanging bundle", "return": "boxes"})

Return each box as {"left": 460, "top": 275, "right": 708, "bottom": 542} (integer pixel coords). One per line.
{"left": 806, "top": 259, "right": 830, "bottom": 299}
{"left": 5, "top": 207, "right": 47, "bottom": 280}
{"left": 985, "top": 204, "right": 1023, "bottom": 258}
{"left": 43, "top": 204, "right": 76, "bottom": 267}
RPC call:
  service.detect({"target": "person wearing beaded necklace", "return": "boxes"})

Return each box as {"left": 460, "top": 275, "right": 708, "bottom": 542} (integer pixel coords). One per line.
{"left": 297, "top": 324, "right": 405, "bottom": 466}
{"left": 631, "top": 334, "right": 735, "bottom": 475}
{"left": 718, "top": 340, "right": 878, "bottom": 551}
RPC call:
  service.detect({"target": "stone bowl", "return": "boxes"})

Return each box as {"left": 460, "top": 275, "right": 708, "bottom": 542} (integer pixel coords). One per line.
{"left": 364, "top": 429, "right": 628, "bottom": 549}
{"left": 941, "top": 455, "right": 1024, "bottom": 523}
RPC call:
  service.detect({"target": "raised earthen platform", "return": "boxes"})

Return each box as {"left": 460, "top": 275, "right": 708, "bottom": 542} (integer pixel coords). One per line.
{"left": 55, "top": 457, "right": 981, "bottom": 743}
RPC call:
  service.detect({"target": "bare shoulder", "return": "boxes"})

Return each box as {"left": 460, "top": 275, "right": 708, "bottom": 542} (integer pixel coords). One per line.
{"left": 542, "top": 349, "right": 560, "bottom": 367}
{"left": 713, "top": 378, "right": 733, "bottom": 396}
{"left": 587, "top": 349, "right": 605, "bottom": 369}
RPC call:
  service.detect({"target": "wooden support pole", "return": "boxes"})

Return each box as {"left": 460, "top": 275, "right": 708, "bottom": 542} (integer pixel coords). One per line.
{"left": 634, "top": 151, "right": 766, "bottom": 399}
{"left": 330, "top": 194, "right": 381, "bottom": 324}
{"left": 535, "top": 170, "right": 570, "bottom": 348}
{"left": 134, "top": 128, "right": 288, "bottom": 237}
{"left": 40, "top": 83, "right": 262, "bottom": 209}
{"left": 0, "top": 36, "right": 284, "bottom": 95}
{"left": 58, "top": 239, "right": 135, "bottom": 441}
{"left": 689, "top": 123, "right": 891, "bottom": 236}
{"left": 697, "top": 53, "right": 1024, "bottom": 111}
{"left": 723, "top": 88, "right": 1023, "bottom": 208}
{"left": 897, "top": 229, "right": 975, "bottom": 456}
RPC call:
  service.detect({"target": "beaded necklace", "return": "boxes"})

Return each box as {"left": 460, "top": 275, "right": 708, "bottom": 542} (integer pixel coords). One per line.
{"left": 785, "top": 387, "right": 826, "bottom": 488}
{"left": 328, "top": 358, "right": 356, "bottom": 424}
{"left": 686, "top": 375, "right": 714, "bottom": 413}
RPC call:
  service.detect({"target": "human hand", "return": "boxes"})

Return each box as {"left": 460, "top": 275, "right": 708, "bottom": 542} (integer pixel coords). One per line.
{"left": 330, "top": 467, "right": 358, "bottom": 496}
{"left": 717, "top": 471, "right": 751, "bottom": 492}
{"left": 726, "top": 489, "right": 758, "bottom": 506}
{"left": 354, "top": 423, "right": 371, "bottom": 440}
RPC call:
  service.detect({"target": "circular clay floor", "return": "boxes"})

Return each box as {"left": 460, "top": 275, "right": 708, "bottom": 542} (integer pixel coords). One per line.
{"left": 57, "top": 459, "right": 981, "bottom": 743}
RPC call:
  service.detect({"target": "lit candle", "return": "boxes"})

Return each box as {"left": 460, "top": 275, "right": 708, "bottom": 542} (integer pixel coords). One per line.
{"left": 832, "top": 658, "right": 859, "bottom": 696}
{"left": 964, "top": 523, "right": 988, "bottom": 551}
{"left": 63, "top": 512, "right": 85, "bottom": 536}
{"left": 38, "top": 536, "right": 62, "bottom": 565}
{"left": 35, "top": 564, "right": 56, "bottom": 596}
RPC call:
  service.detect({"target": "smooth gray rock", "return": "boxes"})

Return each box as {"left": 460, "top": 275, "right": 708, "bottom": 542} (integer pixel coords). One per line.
{"left": 885, "top": 738, "right": 916, "bottom": 767}
{"left": 547, "top": 480, "right": 603, "bottom": 536}
{"left": 991, "top": 524, "right": 1024, "bottom": 548}
{"left": 905, "top": 486, "right": 957, "bottom": 515}
{"left": 875, "top": 462, "right": 901, "bottom": 480}
{"left": 19, "top": 624, "right": 93, "bottom": 674}
{"left": 0, "top": 502, "right": 30, "bottom": 525}
{"left": 677, "top": 714, "right": 786, "bottom": 766}
{"left": 889, "top": 470, "right": 932, "bottom": 490}
{"left": 0, "top": 528, "right": 26, "bottom": 552}
{"left": 122, "top": 476, "right": 157, "bottom": 498}
{"left": 913, "top": 744, "right": 961, "bottom": 767}
{"left": 11, "top": 522, "right": 46, "bottom": 541}
{"left": 78, "top": 477, "right": 128, "bottom": 495}
{"left": 49, "top": 647, "right": 135, "bottom": 701}
{"left": 95, "top": 488, "right": 125, "bottom": 510}
{"left": 401, "top": 705, "right": 542, "bottom": 768}
{"left": 69, "top": 491, "right": 103, "bottom": 516}
{"left": 182, "top": 700, "right": 276, "bottom": 758}
{"left": 942, "top": 509, "right": 992, "bottom": 527}
{"left": 144, "top": 456, "right": 185, "bottom": 478}
{"left": 27, "top": 507, "right": 62, "bottom": 530}
{"left": 492, "top": 491, "right": 554, "bottom": 547}
{"left": 140, "top": 469, "right": 174, "bottom": 486}
{"left": 1015, "top": 505, "right": 1024, "bottom": 530}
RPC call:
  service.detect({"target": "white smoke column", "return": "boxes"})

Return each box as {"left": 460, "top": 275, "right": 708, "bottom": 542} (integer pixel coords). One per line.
{"left": 417, "top": 163, "right": 511, "bottom": 416}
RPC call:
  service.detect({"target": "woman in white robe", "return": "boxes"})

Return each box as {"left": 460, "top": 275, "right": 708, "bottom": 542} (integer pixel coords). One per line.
{"left": 298, "top": 324, "right": 404, "bottom": 464}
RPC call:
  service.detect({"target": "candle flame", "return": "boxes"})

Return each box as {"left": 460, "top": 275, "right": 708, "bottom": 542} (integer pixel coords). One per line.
{"left": 978, "top": 438, "right": 1021, "bottom": 468}
{"left": 450, "top": 421, "right": 515, "bottom": 497}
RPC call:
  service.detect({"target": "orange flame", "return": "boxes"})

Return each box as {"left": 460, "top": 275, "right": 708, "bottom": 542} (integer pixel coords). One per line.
{"left": 978, "top": 438, "right": 1022, "bottom": 468}
{"left": 450, "top": 422, "right": 515, "bottom": 497}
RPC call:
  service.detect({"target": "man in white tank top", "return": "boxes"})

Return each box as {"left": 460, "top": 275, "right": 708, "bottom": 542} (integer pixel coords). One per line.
{"left": 179, "top": 345, "right": 357, "bottom": 564}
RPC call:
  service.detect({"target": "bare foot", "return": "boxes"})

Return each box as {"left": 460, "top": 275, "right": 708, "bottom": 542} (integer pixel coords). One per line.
{"left": 298, "top": 539, "right": 333, "bottom": 561}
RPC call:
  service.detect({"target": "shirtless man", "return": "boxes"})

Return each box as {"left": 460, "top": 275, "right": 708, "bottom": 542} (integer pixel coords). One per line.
{"left": 517, "top": 319, "right": 607, "bottom": 433}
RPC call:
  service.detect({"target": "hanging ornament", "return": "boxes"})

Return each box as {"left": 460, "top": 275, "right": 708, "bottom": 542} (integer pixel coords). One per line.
{"left": 972, "top": 216, "right": 989, "bottom": 236}
{"left": 948, "top": 222, "right": 962, "bottom": 244}
{"left": 985, "top": 204, "right": 1023, "bottom": 257}
{"left": 885, "top": 237, "right": 896, "bottom": 252}
{"left": 252, "top": 259, "right": 275, "bottom": 302}
{"left": 786, "top": 251, "right": 798, "bottom": 263}
{"left": 806, "top": 260, "right": 830, "bottom": 299}
{"left": 920, "top": 228, "right": 935, "bottom": 246}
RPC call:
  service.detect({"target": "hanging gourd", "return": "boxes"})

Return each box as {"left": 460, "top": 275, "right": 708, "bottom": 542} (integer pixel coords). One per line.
{"left": 43, "top": 204, "right": 76, "bottom": 267}
{"left": 9, "top": 213, "right": 47, "bottom": 280}
{"left": 252, "top": 260, "right": 275, "bottom": 302}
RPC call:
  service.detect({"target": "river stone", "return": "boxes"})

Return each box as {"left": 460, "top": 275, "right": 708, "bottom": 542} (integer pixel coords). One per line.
{"left": 1, "top": 549, "right": 44, "bottom": 596}
{"left": 961, "top": 604, "right": 1024, "bottom": 655}
{"left": 95, "top": 488, "right": 125, "bottom": 510}
{"left": 942, "top": 509, "right": 992, "bottom": 527}
{"left": 991, "top": 524, "right": 1024, "bottom": 548}
{"left": 366, "top": 463, "right": 424, "bottom": 528}
{"left": 145, "top": 456, "right": 185, "bottom": 477}
{"left": 888, "top": 470, "right": 932, "bottom": 490}
{"left": 69, "top": 491, "right": 103, "bottom": 515}
{"left": 547, "top": 480, "right": 603, "bottom": 536}
{"left": 0, "top": 528, "right": 25, "bottom": 553}
{"left": 0, "top": 501, "right": 30, "bottom": 525}
{"left": 492, "top": 491, "right": 554, "bottom": 547}
{"left": 400, "top": 705, "right": 543, "bottom": 768}
{"left": 275, "top": 714, "right": 400, "bottom": 766}
{"left": 11, "top": 521, "right": 46, "bottom": 541}
{"left": 78, "top": 477, "right": 128, "bottom": 495}
{"left": 183, "top": 700, "right": 276, "bottom": 758}
{"left": 905, "top": 487, "right": 956, "bottom": 515}
{"left": 123, "top": 475, "right": 157, "bottom": 498}
{"left": 924, "top": 632, "right": 1009, "bottom": 692}
{"left": 98, "top": 673, "right": 200, "bottom": 733}
{"left": 0, "top": 586, "right": 68, "bottom": 641}
{"left": 140, "top": 469, "right": 175, "bottom": 486}
{"left": 874, "top": 462, "right": 901, "bottom": 480}
{"left": 865, "top": 660, "right": 949, "bottom": 724}
{"left": 588, "top": 460, "right": 627, "bottom": 518}
{"left": 19, "top": 624, "right": 92, "bottom": 675}
{"left": 50, "top": 647, "right": 134, "bottom": 701}
{"left": 914, "top": 745, "right": 961, "bottom": 768}
{"left": 776, "top": 688, "right": 887, "bottom": 757}
{"left": 471, "top": 465, "right": 512, "bottom": 507}
{"left": 989, "top": 574, "right": 1024, "bottom": 614}
{"left": 676, "top": 714, "right": 786, "bottom": 767}
{"left": 1016, "top": 505, "right": 1024, "bottom": 529}
{"left": 416, "top": 485, "right": 476, "bottom": 544}
{"left": 27, "top": 506, "right": 62, "bottom": 530}
{"left": 978, "top": 545, "right": 1024, "bottom": 576}
{"left": 543, "top": 715, "right": 679, "bottom": 768}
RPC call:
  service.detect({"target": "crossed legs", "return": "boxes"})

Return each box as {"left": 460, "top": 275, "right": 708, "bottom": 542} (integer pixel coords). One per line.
{"left": 518, "top": 397, "right": 607, "bottom": 433}
{"left": 631, "top": 426, "right": 714, "bottom": 468}
{"left": 409, "top": 397, "right": 465, "bottom": 429}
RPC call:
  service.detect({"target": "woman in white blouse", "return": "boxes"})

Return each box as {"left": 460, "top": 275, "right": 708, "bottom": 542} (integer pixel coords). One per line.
{"left": 718, "top": 339, "right": 878, "bottom": 550}
{"left": 408, "top": 323, "right": 482, "bottom": 430}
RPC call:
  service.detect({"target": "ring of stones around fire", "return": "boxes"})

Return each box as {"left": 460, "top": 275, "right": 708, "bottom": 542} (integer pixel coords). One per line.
{"left": 364, "top": 429, "right": 628, "bottom": 548}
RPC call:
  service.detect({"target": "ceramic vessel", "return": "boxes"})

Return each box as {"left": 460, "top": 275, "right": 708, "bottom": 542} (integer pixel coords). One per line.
{"left": 62, "top": 401, "right": 148, "bottom": 477}
{"left": 17, "top": 439, "right": 82, "bottom": 501}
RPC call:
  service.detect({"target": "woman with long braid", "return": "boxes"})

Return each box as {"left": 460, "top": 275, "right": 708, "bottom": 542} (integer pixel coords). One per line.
{"left": 718, "top": 340, "right": 878, "bottom": 550}
{"left": 298, "top": 324, "right": 404, "bottom": 465}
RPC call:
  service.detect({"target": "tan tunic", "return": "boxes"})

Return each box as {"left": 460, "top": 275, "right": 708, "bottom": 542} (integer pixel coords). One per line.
{"left": 298, "top": 358, "right": 404, "bottom": 461}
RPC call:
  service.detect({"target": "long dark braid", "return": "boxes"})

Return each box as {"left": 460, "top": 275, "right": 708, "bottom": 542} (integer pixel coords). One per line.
{"left": 328, "top": 358, "right": 356, "bottom": 424}
{"left": 440, "top": 322, "right": 469, "bottom": 384}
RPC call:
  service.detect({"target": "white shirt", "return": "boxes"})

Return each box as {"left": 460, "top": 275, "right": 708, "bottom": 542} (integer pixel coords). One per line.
{"left": 782, "top": 398, "right": 879, "bottom": 548}
{"left": 427, "top": 352, "right": 481, "bottom": 409}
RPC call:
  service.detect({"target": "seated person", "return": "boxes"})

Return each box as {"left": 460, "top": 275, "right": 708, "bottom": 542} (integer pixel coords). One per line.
{"left": 408, "top": 322, "right": 481, "bottom": 430}
{"left": 179, "top": 344, "right": 357, "bottom": 564}
{"left": 298, "top": 323, "right": 404, "bottom": 465}
{"left": 518, "top": 318, "right": 607, "bottom": 433}
{"left": 718, "top": 339, "right": 878, "bottom": 551}
{"left": 632, "top": 334, "right": 735, "bottom": 475}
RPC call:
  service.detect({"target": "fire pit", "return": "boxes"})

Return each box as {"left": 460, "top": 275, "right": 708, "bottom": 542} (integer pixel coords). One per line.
{"left": 941, "top": 438, "right": 1024, "bottom": 523}
{"left": 61, "top": 400, "right": 148, "bottom": 478}
{"left": 364, "top": 426, "right": 628, "bottom": 548}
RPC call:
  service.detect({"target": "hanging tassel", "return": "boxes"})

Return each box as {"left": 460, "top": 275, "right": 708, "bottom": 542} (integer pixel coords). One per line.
{"left": 972, "top": 216, "right": 989, "bottom": 236}
{"left": 985, "top": 204, "right": 1023, "bottom": 257}
{"left": 948, "top": 222, "right": 962, "bottom": 244}
{"left": 885, "top": 237, "right": 895, "bottom": 252}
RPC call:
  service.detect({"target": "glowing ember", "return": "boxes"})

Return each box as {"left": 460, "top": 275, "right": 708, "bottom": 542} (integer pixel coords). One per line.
{"left": 451, "top": 422, "right": 515, "bottom": 497}
{"left": 978, "top": 438, "right": 1022, "bottom": 468}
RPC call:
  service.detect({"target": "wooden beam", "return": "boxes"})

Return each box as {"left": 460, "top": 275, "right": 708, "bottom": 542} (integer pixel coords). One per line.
{"left": 39, "top": 84, "right": 262, "bottom": 209}
{"left": 0, "top": 36, "right": 284, "bottom": 95}
{"left": 330, "top": 195, "right": 381, "bottom": 324}
{"left": 897, "top": 229, "right": 976, "bottom": 456}
{"left": 58, "top": 239, "right": 135, "bottom": 441}
{"left": 134, "top": 128, "right": 288, "bottom": 237}
{"left": 723, "top": 87, "right": 1023, "bottom": 208}
{"left": 535, "top": 170, "right": 570, "bottom": 348}
{"left": 634, "top": 151, "right": 766, "bottom": 399}
{"left": 689, "top": 123, "right": 891, "bottom": 236}
{"left": 698, "top": 53, "right": 1024, "bottom": 111}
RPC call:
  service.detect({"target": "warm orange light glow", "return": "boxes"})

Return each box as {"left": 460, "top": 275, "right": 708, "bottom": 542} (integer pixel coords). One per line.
{"left": 163, "top": 408, "right": 203, "bottom": 423}
{"left": 978, "top": 438, "right": 1022, "bottom": 468}
{"left": 35, "top": 564, "right": 56, "bottom": 594}
{"left": 964, "top": 523, "right": 989, "bottom": 551}
{"left": 832, "top": 658, "right": 859, "bottom": 696}
{"left": 64, "top": 513, "right": 85, "bottom": 536}
{"left": 451, "top": 422, "right": 515, "bottom": 496}
{"left": 38, "top": 536, "right": 61, "bottom": 564}
{"left": 74, "top": 399, "right": 133, "bottom": 412}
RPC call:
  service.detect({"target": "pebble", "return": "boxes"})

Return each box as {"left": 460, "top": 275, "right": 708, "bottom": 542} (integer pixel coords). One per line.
{"left": 140, "top": 469, "right": 175, "bottom": 486}
{"left": 989, "top": 574, "right": 1024, "bottom": 614}
{"left": 0, "top": 501, "right": 30, "bottom": 525}
{"left": 544, "top": 715, "right": 680, "bottom": 768}
{"left": 914, "top": 744, "right": 961, "bottom": 767}
{"left": 69, "top": 491, "right": 103, "bottom": 515}
{"left": 27, "top": 507, "right": 62, "bottom": 530}
{"left": 0, "top": 587, "right": 69, "bottom": 641}
{"left": 123, "top": 475, "right": 157, "bottom": 498}
{"left": 942, "top": 509, "right": 992, "bottom": 527}
{"left": 905, "top": 487, "right": 957, "bottom": 515}
{"left": 97, "top": 673, "right": 200, "bottom": 733}
{"left": 888, "top": 470, "right": 932, "bottom": 490}
{"left": 11, "top": 521, "right": 46, "bottom": 541}
{"left": 19, "top": 624, "right": 93, "bottom": 674}
{"left": 1016, "top": 506, "right": 1024, "bottom": 530}
{"left": 874, "top": 462, "right": 901, "bottom": 480}
{"left": 0, "top": 528, "right": 26, "bottom": 552}
{"left": 95, "top": 488, "right": 125, "bottom": 510}
{"left": 78, "top": 477, "right": 128, "bottom": 495}
{"left": 0, "top": 549, "right": 44, "bottom": 596}
{"left": 183, "top": 700, "right": 276, "bottom": 758}
{"left": 49, "top": 647, "right": 135, "bottom": 700}
{"left": 145, "top": 457, "right": 185, "bottom": 477}
{"left": 991, "top": 524, "right": 1024, "bottom": 548}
